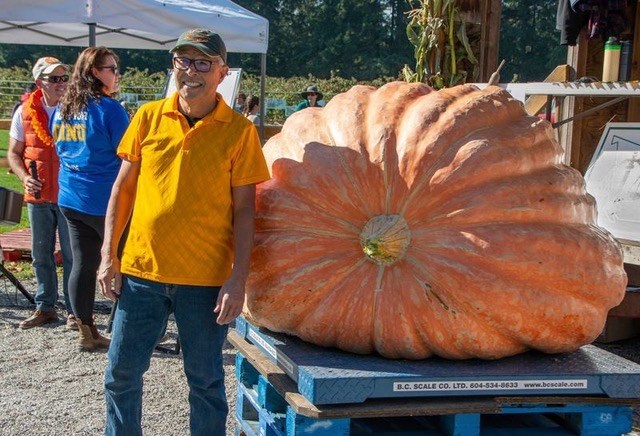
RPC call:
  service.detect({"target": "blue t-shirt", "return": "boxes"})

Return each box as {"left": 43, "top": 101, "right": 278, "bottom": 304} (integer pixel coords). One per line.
{"left": 51, "top": 96, "right": 129, "bottom": 216}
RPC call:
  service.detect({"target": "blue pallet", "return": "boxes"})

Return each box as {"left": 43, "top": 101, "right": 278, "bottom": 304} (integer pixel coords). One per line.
{"left": 235, "top": 317, "right": 640, "bottom": 405}
{"left": 234, "top": 352, "right": 634, "bottom": 436}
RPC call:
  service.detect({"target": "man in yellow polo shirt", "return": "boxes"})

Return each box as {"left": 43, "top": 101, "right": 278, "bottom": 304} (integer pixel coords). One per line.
{"left": 98, "top": 29, "right": 270, "bottom": 435}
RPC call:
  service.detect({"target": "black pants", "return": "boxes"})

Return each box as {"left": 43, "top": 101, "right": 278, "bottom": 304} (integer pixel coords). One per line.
{"left": 60, "top": 207, "right": 105, "bottom": 325}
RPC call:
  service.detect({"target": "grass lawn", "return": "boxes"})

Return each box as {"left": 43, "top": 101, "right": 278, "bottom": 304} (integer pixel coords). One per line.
{"left": 1, "top": 129, "right": 29, "bottom": 233}
{"left": 0, "top": 130, "right": 8, "bottom": 159}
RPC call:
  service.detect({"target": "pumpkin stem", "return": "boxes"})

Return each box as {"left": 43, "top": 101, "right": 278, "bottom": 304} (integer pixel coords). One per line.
{"left": 360, "top": 215, "right": 411, "bottom": 266}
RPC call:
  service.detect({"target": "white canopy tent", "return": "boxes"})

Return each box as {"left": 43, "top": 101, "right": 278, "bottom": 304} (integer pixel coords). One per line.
{"left": 0, "top": 0, "right": 269, "bottom": 135}
{"left": 0, "top": 0, "right": 268, "bottom": 53}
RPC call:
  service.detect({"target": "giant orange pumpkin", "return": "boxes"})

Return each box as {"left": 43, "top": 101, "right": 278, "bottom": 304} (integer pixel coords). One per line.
{"left": 244, "top": 82, "right": 627, "bottom": 360}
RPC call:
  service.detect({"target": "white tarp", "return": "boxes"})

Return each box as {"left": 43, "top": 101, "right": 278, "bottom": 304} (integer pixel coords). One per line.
{"left": 584, "top": 122, "right": 640, "bottom": 243}
{"left": 0, "top": 0, "right": 268, "bottom": 53}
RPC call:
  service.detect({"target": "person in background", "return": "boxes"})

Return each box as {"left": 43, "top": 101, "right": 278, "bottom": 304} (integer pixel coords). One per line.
{"left": 8, "top": 57, "right": 74, "bottom": 330}
{"left": 98, "top": 28, "right": 269, "bottom": 435}
{"left": 294, "top": 84, "right": 324, "bottom": 111}
{"left": 12, "top": 82, "right": 38, "bottom": 116}
{"left": 51, "top": 46, "right": 130, "bottom": 351}
{"left": 234, "top": 91, "right": 247, "bottom": 113}
{"left": 22, "top": 82, "right": 38, "bottom": 102}
{"left": 243, "top": 95, "right": 260, "bottom": 125}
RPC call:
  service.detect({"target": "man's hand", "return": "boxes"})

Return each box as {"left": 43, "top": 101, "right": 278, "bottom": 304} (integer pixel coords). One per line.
{"left": 22, "top": 175, "right": 43, "bottom": 197}
{"left": 214, "top": 276, "right": 245, "bottom": 325}
{"left": 98, "top": 257, "right": 122, "bottom": 302}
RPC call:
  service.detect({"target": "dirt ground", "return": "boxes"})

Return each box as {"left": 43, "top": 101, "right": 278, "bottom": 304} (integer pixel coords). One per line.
{"left": 0, "top": 284, "right": 238, "bottom": 436}
{"left": 1, "top": 277, "right": 639, "bottom": 435}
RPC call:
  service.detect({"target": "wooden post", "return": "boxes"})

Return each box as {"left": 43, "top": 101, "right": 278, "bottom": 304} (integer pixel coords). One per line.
{"left": 478, "top": 0, "right": 502, "bottom": 82}
{"left": 627, "top": 2, "right": 640, "bottom": 121}
{"left": 563, "top": 33, "right": 589, "bottom": 171}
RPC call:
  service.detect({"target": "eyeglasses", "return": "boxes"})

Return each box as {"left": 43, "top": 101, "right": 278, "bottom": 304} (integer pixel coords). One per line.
{"left": 307, "top": 92, "right": 317, "bottom": 96}
{"left": 43, "top": 75, "right": 69, "bottom": 83}
{"left": 97, "top": 65, "right": 119, "bottom": 74}
{"left": 172, "top": 56, "right": 224, "bottom": 73}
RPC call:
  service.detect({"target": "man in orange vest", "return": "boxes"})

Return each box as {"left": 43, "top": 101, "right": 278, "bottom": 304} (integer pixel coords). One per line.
{"left": 8, "top": 57, "right": 74, "bottom": 330}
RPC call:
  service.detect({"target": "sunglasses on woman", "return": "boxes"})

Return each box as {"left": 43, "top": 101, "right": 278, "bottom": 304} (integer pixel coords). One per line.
{"left": 43, "top": 75, "right": 69, "bottom": 83}
{"left": 97, "top": 65, "right": 119, "bottom": 74}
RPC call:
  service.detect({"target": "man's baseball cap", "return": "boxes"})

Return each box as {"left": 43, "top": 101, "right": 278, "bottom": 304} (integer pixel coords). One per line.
{"left": 32, "top": 57, "right": 68, "bottom": 80}
{"left": 170, "top": 29, "right": 227, "bottom": 64}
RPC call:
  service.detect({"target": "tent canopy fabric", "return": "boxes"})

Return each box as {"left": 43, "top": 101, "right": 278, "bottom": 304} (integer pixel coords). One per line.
{"left": 0, "top": 0, "right": 268, "bottom": 54}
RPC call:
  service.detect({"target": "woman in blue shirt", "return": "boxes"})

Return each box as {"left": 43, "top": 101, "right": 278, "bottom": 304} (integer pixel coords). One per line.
{"left": 52, "top": 46, "right": 129, "bottom": 351}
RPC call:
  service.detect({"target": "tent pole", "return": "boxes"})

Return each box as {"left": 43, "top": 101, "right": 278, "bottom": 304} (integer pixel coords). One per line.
{"left": 89, "top": 23, "right": 96, "bottom": 47}
{"left": 259, "top": 53, "right": 266, "bottom": 143}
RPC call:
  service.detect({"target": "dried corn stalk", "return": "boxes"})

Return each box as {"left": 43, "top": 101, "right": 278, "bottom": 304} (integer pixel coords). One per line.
{"left": 403, "top": 0, "right": 479, "bottom": 89}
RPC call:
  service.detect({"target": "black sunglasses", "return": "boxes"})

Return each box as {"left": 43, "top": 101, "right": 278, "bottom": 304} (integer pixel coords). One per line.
{"left": 43, "top": 75, "right": 69, "bottom": 83}
{"left": 97, "top": 65, "right": 119, "bottom": 74}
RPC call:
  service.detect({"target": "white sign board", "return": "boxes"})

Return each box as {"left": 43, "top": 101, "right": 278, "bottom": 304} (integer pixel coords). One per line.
{"left": 164, "top": 68, "right": 242, "bottom": 108}
{"left": 584, "top": 122, "right": 640, "bottom": 242}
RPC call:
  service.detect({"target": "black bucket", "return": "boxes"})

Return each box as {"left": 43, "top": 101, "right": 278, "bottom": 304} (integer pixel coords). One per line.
{"left": 0, "top": 188, "right": 23, "bottom": 225}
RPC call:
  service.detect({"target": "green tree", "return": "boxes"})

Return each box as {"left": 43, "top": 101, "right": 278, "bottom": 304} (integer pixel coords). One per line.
{"left": 0, "top": 1, "right": 563, "bottom": 84}
{"left": 0, "top": 1, "right": 415, "bottom": 81}
{"left": 232, "top": 0, "right": 413, "bottom": 80}
{"left": 385, "top": 0, "right": 416, "bottom": 69}
{"left": 499, "top": 0, "right": 566, "bottom": 82}
{"left": 0, "top": 43, "right": 170, "bottom": 74}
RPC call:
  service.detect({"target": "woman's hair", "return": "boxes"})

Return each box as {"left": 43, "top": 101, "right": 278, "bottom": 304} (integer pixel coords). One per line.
{"left": 243, "top": 96, "right": 259, "bottom": 116}
{"left": 59, "top": 46, "right": 119, "bottom": 121}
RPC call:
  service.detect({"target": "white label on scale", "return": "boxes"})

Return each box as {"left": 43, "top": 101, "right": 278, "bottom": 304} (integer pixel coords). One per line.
{"left": 393, "top": 379, "right": 588, "bottom": 392}
{"left": 247, "top": 328, "right": 277, "bottom": 360}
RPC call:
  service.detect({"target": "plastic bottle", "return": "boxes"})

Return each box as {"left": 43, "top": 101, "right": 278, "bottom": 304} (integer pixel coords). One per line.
{"left": 618, "top": 40, "right": 632, "bottom": 82}
{"left": 602, "top": 37, "right": 621, "bottom": 82}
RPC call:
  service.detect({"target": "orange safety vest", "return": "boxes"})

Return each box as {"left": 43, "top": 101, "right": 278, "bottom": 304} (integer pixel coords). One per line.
{"left": 21, "top": 89, "right": 59, "bottom": 204}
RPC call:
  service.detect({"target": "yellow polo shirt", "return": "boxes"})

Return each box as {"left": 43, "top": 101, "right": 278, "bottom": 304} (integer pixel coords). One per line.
{"left": 117, "top": 93, "right": 270, "bottom": 286}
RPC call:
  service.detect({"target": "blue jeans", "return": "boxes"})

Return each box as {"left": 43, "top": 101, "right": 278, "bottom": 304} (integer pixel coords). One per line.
{"left": 104, "top": 275, "right": 228, "bottom": 436}
{"left": 28, "top": 202, "right": 72, "bottom": 313}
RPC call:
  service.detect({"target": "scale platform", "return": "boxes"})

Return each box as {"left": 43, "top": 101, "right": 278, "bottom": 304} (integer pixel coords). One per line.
{"left": 235, "top": 317, "right": 640, "bottom": 405}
